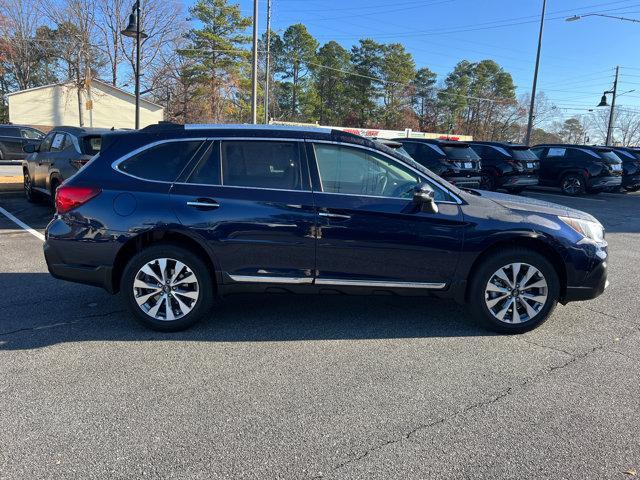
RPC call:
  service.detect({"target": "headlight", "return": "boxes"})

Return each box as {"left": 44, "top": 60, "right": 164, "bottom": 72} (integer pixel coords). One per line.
{"left": 559, "top": 216, "right": 605, "bottom": 243}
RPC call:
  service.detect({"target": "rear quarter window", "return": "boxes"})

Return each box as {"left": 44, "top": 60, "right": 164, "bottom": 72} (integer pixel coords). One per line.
{"left": 118, "top": 140, "right": 204, "bottom": 182}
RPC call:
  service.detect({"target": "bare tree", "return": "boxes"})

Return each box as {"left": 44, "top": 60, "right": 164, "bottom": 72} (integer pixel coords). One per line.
{"left": 94, "top": 0, "right": 126, "bottom": 86}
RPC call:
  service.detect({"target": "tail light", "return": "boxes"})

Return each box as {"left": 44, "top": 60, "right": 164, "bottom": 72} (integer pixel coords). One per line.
{"left": 55, "top": 185, "right": 102, "bottom": 214}
{"left": 70, "top": 159, "right": 90, "bottom": 170}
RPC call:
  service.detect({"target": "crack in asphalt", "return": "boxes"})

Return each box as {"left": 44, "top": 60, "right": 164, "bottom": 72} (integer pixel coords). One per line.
{"left": 0, "top": 310, "right": 126, "bottom": 337}
{"left": 315, "top": 325, "right": 640, "bottom": 478}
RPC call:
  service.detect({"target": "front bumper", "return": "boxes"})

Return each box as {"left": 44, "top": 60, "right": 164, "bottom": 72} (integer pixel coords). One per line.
{"left": 562, "top": 243, "right": 608, "bottom": 303}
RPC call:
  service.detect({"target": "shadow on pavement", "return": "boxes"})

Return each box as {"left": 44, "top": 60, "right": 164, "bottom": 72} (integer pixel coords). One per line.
{"left": 0, "top": 273, "right": 490, "bottom": 351}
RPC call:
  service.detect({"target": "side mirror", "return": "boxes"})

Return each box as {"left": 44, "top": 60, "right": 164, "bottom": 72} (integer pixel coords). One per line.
{"left": 23, "top": 143, "right": 38, "bottom": 154}
{"left": 413, "top": 182, "right": 439, "bottom": 214}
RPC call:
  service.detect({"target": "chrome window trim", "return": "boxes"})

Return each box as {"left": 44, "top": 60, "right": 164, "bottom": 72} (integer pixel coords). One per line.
{"left": 185, "top": 124, "right": 332, "bottom": 134}
{"left": 307, "top": 139, "right": 463, "bottom": 205}
{"left": 111, "top": 137, "right": 210, "bottom": 184}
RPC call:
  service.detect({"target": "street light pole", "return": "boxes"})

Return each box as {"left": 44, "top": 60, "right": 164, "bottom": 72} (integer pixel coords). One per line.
{"left": 121, "top": 0, "right": 147, "bottom": 129}
{"left": 525, "top": 0, "right": 547, "bottom": 145}
{"left": 251, "top": 0, "right": 259, "bottom": 124}
{"left": 605, "top": 66, "right": 619, "bottom": 146}
{"left": 263, "top": 0, "right": 271, "bottom": 124}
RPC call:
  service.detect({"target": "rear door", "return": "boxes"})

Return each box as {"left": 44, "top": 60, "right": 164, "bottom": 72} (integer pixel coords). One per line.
{"left": 36, "top": 132, "right": 66, "bottom": 192}
{"left": 309, "top": 141, "right": 465, "bottom": 287}
{"left": 33, "top": 132, "right": 55, "bottom": 190}
{"left": 170, "top": 138, "right": 317, "bottom": 285}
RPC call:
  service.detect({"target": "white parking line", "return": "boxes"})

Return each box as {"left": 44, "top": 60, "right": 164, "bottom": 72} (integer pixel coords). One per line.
{"left": 0, "top": 206, "right": 45, "bottom": 241}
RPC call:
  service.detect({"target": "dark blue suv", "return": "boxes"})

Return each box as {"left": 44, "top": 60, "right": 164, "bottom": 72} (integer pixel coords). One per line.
{"left": 44, "top": 124, "right": 609, "bottom": 333}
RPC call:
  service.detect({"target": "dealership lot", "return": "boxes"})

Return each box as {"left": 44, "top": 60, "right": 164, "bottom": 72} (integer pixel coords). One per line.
{"left": 1, "top": 189, "right": 639, "bottom": 479}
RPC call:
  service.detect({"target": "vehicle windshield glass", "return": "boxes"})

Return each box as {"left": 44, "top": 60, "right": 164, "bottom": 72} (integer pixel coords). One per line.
{"left": 510, "top": 148, "right": 538, "bottom": 160}
{"left": 82, "top": 136, "right": 102, "bottom": 155}
{"left": 441, "top": 146, "right": 480, "bottom": 160}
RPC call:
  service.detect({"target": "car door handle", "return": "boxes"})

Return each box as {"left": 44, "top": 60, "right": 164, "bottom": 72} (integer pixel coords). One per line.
{"left": 318, "top": 212, "right": 351, "bottom": 220}
{"left": 187, "top": 199, "right": 220, "bottom": 210}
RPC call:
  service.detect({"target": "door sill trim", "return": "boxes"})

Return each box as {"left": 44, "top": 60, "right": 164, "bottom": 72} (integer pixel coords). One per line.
{"left": 315, "top": 279, "right": 446, "bottom": 289}
{"left": 228, "top": 275, "right": 313, "bottom": 284}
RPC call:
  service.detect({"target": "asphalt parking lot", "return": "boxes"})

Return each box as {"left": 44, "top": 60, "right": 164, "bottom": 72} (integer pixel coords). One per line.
{"left": 1, "top": 187, "right": 639, "bottom": 479}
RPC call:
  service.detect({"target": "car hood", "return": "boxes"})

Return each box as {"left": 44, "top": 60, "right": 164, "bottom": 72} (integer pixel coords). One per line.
{"left": 465, "top": 189, "right": 598, "bottom": 222}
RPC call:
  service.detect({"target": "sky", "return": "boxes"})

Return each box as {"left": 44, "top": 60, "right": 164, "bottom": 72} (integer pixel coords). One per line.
{"left": 221, "top": 0, "right": 640, "bottom": 126}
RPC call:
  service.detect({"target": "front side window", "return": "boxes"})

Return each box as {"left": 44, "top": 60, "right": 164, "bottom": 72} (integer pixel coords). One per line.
{"left": 314, "top": 143, "right": 450, "bottom": 201}
{"left": 221, "top": 141, "right": 304, "bottom": 190}
{"left": 118, "top": 140, "right": 203, "bottom": 182}
{"left": 39, "top": 132, "right": 56, "bottom": 152}
{"left": 21, "top": 128, "right": 43, "bottom": 140}
{"left": 510, "top": 148, "right": 538, "bottom": 160}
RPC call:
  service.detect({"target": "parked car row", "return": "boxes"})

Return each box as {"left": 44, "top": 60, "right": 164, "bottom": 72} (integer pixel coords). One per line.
{"left": 383, "top": 138, "right": 640, "bottom": 197}
{"left": 43, "top": 123, "right": 609, "bottom": 334}
{"left": 0, "top": 124, "right": 45, "bottom": 160}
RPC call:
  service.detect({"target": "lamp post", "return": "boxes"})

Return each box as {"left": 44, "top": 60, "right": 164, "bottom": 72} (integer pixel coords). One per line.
{"left": 525, "top": 0, "right": 547, "bottom": 146}
{"left": 250, "top": 0, "right": 258, "bottom": 124}
{"left": 566, "top": 13, "right": 640, "bottom": 24}
{"left": 122, "top": 0, "right": 147, "bottom": 129}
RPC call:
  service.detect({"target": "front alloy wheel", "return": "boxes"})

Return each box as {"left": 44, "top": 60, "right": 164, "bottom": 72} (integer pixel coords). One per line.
{"left": 469, "top": 247, "right": 559, "bottom": 333}
{"left": 484, "top": 263, "right": 548, "bottom": 324}
{"left": 561, "top": 175, "right": 585, "bottom": 196}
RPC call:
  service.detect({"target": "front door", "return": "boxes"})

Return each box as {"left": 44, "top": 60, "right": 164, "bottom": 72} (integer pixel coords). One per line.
{"left": 170, "top": 139, "right": 316, "bottom": 284}
{"left": 308, "top": 142, "right": 465, "bottom": 287}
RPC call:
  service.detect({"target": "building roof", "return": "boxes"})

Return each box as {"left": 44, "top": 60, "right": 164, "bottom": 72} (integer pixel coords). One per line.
{"left": 6, "top": 79, "right": 163, "bottom": 109}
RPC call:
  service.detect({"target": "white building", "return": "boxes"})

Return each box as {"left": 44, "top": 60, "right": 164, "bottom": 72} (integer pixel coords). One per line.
{"left": 6, "top": 79, "right": 164, "bottom": 130}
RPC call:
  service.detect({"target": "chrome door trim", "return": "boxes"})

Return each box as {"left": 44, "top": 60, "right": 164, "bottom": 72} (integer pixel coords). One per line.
{"left": 228, "top": 275, "right": 313, "bottom": 284}
{"left": 318, "top": 212, "right": 351, "bottom": 220}
{"left": 315, "top": 279, "right": 446, "bottom": 289}
{"left": 186, "top": 200, "right": 220, "bottom": 208}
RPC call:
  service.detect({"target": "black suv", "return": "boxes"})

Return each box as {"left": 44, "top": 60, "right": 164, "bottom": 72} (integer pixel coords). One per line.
{"left": 22, "top": 126, "right": 106, "bottom": 202}
{"left": 0, "top": 124, "right": 45, "bottom": 160}
{"left": 531, "top": 144, "right": 623, "bottom": 196}
{"left": 611, "top": 147, "right": 640, "bottom": 192}
{"left": 44, "top": 124, "right": 609, "bottom": 334}
{"left": 469, "top": 141, "right": 539, "bottom": 193}
{"left": 393, "top": 138, "right": 481, "bottom": 188}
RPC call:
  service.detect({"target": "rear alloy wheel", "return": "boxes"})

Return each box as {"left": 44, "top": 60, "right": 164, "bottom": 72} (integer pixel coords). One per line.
{"left": 122, "top": 244, "right": 213, "bottom": 331}
{"left": 623, "top": 185, "right": 640, "bottom": 192}
{"left": 561, "top": 174, "right": 585, "bottom": 196}
{"left": 469, "top": 248, "right": 559, "bottom": 333}
{"left": 479, "top": 172, "right": 495, "bottom": 191}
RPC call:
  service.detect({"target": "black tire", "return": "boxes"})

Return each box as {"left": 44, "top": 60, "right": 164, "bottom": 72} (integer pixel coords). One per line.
{"left": 23, "top": 169, "right": 40, "bottom": 203}
{"left": 479, "top": 172, "right": 495, "bottom": 191}
{"left": 121, "top": 244, "right": 214, "bottom": 331}
{"left": 623, "top": 185, "right": 640, "bottom": 192}
{"left": 560, "top": 174, "right": 585, "bottom": 196}
{"left": 49, "top": 178, "right": 61, "bottom": 205}
{"left": 468, "top": 247, "right": 560, "bottom": 334}
{"left": 507, "top": 187, "right": 526, "bottom": 195}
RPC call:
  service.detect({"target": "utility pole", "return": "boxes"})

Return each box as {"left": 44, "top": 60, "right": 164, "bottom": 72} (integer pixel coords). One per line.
{"left": 525, "top": 0, "right": 547, "bottom": 145}
{"left": 605, "top": 66, "right": 619, "bottom": 146}
{"left": 251, "top": 0, "right": 259, "bottom": 124}
{"left": 263, "top": 0, "right": 271, "bottom": 124}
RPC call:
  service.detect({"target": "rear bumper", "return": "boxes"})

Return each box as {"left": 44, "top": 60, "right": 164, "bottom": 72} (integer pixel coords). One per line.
{"left": 588, "top": 175, "right": 622, "bottom": 190}
{"left": 622, "top": 173, "right": 640, "bottom": 187}
{"left": 44, "top": 240, "right": 115, "bottom": 293}
{"left": 446, "top": 175, "right": 481, "bottom": 188}
{"left": 498, "top": 174, "right": 539, "bottom": 189}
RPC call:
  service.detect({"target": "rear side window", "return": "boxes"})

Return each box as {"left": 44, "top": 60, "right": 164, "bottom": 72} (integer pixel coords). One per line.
{"left": 119, "top": 140, "right": 203, "bottom": 182}
{"left": 221, "top": 141, "right": 304, "bottom": 190}
{"left": 547, "top": 147, "right": 566, "bottom": 158}
{"left": 50, "top": 133, "right": 66, "bottom": 152}
{"left": 21, "top": 128, "right": 43, "bottom": 139}
{"left": 82, "top": 136, "right": 101, "bottom": 155}
{"left": 187, "top": 142, "right": 221, "bottom": 185}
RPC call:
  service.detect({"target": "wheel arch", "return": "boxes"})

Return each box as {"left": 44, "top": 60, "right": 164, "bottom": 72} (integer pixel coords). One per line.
{"left": 464, "top": 235, "right": 567, "bottom": 303}
{"left": 111, "top": 228, "right": 222, "bottom": 294}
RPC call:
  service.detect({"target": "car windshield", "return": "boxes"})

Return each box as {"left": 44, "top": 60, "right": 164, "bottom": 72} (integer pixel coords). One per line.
{"left": 441, "top": 145, "right": 480, "bottom": 161}
{"left": 82, "top": 136, "right": 102, "bottom": 155}
{"left": 510, "top": 148, "right": 538, "bottom": 160}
